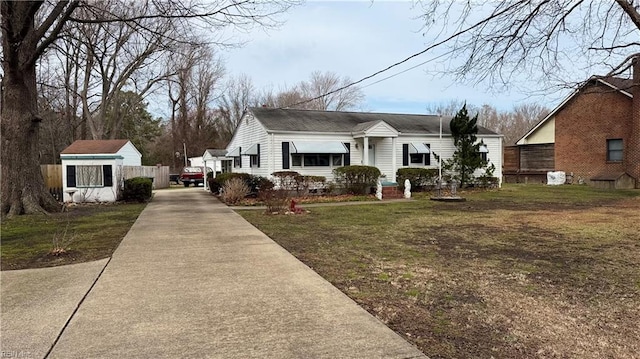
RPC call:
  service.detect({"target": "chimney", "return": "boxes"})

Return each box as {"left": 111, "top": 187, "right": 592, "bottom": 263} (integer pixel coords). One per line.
{"left": 630, "top": 56, "right": 640, "bottom": 188}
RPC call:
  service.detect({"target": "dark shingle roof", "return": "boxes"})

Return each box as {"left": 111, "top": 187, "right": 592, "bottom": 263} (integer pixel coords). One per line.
{"left": 61, "top": 140, "right": 129, "bottom": 154}
{"left": 249, "top": 107, "right": 498, "bottom": 135}
{"left": 204, "top": 149, "right": 228, "bottom": 157}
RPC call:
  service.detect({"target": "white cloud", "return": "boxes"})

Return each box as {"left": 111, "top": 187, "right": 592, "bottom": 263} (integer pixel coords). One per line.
{"left": 220, "top": 1, "right": 569, "bottom": 114}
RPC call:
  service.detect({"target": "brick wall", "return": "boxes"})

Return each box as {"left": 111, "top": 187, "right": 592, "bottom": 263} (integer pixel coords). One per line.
{"left": 554, "top": 82, "right": 632, "bottom": 183}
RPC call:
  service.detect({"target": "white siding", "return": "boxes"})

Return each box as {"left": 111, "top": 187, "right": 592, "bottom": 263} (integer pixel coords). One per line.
{"left": 62, "top": 158, "right": 123, "bottom": 202}
{"left": 117, "top": 141, "right": 142, "bottom": 166}
{"left": 226, "top": 112, "right": 270, "bottom": 177}
{"left": 476, "top": 136, "right": 503, "bottom": 183}
{"left": 396, "top": 135, "right": 456, "bottom": 170}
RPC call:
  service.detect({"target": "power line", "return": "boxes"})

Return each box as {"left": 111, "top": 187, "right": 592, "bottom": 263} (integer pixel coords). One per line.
{"left": 359, "top": 49, "right": 455, "bottom": 90}
{"left": 282, "top": 2, "right": 519, "bottom": 109}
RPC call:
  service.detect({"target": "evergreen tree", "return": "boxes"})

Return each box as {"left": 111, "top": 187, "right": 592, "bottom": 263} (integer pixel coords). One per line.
{"left": 443, "top": 104, "right": 488, "bottom": 187}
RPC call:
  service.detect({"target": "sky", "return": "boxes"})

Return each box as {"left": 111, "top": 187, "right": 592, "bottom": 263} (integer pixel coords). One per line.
{"left": 218, "top": 1, "right": 571, "bottom": 114}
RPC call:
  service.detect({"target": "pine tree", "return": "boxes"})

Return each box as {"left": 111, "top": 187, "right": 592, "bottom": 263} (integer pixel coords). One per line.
{"left": 443, "top": 104, "right": 487, "bottom": 187}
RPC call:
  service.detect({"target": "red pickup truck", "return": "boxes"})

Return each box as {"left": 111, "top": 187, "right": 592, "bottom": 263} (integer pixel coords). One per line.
{"left": 179, "top": 167, "right": 204, "bottom": 187}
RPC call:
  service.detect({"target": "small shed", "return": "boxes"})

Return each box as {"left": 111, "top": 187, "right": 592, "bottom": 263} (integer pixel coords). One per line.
{"left": 60, "top": 140, "right": 142, "bottom": 202}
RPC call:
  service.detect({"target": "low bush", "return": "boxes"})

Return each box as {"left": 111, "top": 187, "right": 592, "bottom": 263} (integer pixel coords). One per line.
{"left": 213, "top": 173, "right": 272, "bottom": 196}
{"left": 396, "top": 168, "right": 439, "bottom": 191}
{"left": 215, "top": 172, "right": 251, "bottom": 188}
{"left": 221, "top": 178, "right": 250, "bottom": 205}
{"left": 122, "top": 177, "right": 153, "bottom": 202}
{"left": 259, "top": 188, "right": 291, "bottom": 214}
{"left": 247, "top": 176, "right": 274, "bottom": 196}
{"left": 333, "top": 165, "right": 381, "bottom": 195}
{"left": 207, "top": 177, "right": 221, "bottom": 194}
{"left": 475, "top": 176, "right": 500, "bottom": 188}
{"left": 272, "top": 171, "right": 302, "bottom": 191}
{"left": 299, "top": 175, "right": 327, "bottom": 194}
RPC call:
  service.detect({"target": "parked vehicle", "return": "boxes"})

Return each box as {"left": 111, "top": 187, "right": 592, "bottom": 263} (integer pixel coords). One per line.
{"left": 179, "top": 167, "right": 204, "bottom": 187}
{"left": 169, "top": 173, "right": 180, "bottom": 185}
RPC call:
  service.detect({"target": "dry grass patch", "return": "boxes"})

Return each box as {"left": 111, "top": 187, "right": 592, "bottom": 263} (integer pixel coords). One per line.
{"left": 239, "top": 185, "right": 640, "bottom": 358}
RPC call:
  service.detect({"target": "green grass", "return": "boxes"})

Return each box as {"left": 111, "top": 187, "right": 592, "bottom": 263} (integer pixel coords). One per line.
{"left": 1, "top": 203, "right": 146, "bottom": 270}
{"left": 239, "top": 184, "right": 640, "bottom": 359}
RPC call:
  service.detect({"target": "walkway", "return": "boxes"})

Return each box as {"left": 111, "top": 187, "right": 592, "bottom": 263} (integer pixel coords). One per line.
{"left": 3, "top": 188, "right": 426, "bottom": 358}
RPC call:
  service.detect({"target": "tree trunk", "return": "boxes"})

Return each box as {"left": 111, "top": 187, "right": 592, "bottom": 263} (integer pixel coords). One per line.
{"left": 1, "top": 67, "right": 61, "bottom": 216}
{"left": 1, "top": 1, "right": 61, "bottom": 216}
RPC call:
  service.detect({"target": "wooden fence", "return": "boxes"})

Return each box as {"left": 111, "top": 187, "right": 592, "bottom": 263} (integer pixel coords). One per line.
{"left": 41, "top": 164, "right": 63, "bottom": 201}
{"left": 122, "top": 165, "right": 170, "bottom": 189}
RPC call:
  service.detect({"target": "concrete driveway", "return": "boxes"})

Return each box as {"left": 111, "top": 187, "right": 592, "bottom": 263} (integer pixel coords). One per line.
{"left": 3, "top": 188, "right": 426, "bottom": 359}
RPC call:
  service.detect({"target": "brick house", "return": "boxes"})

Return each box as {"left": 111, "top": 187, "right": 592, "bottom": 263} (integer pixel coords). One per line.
{"left": 509, "top": 61, "right": 640, "bottom": 189}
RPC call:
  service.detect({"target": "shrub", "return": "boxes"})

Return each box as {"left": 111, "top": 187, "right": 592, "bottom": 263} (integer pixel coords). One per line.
{"left": 208, "top": 177, "right": 221, "bottom": 194}
{"left": 299, "top": 175, "right": 326, "bottom": 195}
{"left": 221, "top": 178, "right": 250, "bottom": 205}
{"left": 396, "top": 168, "right": 439, "bottom": 191}
{"left": 259, "top": 188, "right": 291, "bottom": 214}
{"left": 475, "top": 176, "right": 500, "bottom": 188}
{"left": 123, "top": 177, "right": 153, "bottom": 202}
{"left": 247, "top": 176, "right": 274, "bottom": 196}
{"left": 213, "top": 173, "right": 271, "bottom": 196}
{"left": 333, "top": 165, "right": 381, "bottom": 195}
{"left": 272, "top": 171, "right": 302, "bottom": 191}
{"left": 215, "top": 172, "right": 251, "bottom": 188}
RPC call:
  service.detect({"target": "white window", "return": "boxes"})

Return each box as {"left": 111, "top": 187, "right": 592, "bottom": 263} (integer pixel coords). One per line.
{"left": 77, "top": 165, "right": 103, "bottom": 187}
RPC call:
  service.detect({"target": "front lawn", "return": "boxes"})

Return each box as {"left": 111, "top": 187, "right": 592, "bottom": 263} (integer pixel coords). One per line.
{"left": 239, "top": 184, "right": 640, "bottom": 359}
{"left": 1, "top": 203, "right": 146, "bottom": 270}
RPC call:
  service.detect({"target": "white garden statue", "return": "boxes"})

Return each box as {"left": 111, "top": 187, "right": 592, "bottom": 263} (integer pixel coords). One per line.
{"left": 404, "top": 179, "right": 411, "bottom": 199}
{"left": 376, "top": 180, "right": 382, "bottom": 200}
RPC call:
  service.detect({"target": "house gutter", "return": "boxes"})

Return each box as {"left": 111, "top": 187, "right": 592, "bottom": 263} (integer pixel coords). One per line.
{"left": 60, "top": 155, "right": 124, "bottom": 160}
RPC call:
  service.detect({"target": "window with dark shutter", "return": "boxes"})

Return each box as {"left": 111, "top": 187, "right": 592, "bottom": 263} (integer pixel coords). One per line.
{"left": 282, "top": 142, "right": 290, "bottom": 169}
{"left": 103, "top": 165, "right": 113, "bottom": 187}
{"left": 425, "top": 144, "right": 431, "bottom": 166}
{"left": 67, "top": 165, "right": 76, "bottom": 187}
{"left": 343, "top": 142, "right": 350, "bottom": 166}
{"left": 256, "top": 144, "right": 261, "bottom": 168}
{"left": 402, "top": 144, "right": 409, "bottom": 166}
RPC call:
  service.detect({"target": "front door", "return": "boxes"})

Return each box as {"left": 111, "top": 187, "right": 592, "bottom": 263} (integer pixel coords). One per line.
{"left": 368, "top": 144, "right": 376, "bottom": 166}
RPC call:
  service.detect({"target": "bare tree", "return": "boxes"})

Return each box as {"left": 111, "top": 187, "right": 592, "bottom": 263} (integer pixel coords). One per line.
{"left": 299, "top": 71, "right": 364, "bottom": 110}
{"left": 218, "top": 74, "right": 256, "bottom": 140}
{"left": 417, "top": 1, "right": 640, "bottom": 89}
{"left": 256, "top": 71, "right": 365, "bottom": 111}
{"left": 1, "top": 0, "right": 298, "bottom": 216}
{"left": 427, "top": 101, "right": 549, "bottom": 146}
{"left": 165, "top": 45, "right": 226, "bottom": 170}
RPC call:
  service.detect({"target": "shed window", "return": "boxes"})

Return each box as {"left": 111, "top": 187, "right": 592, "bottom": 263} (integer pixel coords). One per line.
{"left": 77, "top": 165, "right": 103, "bottom": 187}
{"left": 607, "top": 139, "right": 623, "bottom": 162}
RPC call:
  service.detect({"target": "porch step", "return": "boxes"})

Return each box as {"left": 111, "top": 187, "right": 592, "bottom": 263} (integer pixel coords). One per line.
{"left": 382, "top": 186, "right": 403, "bottom": 199}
